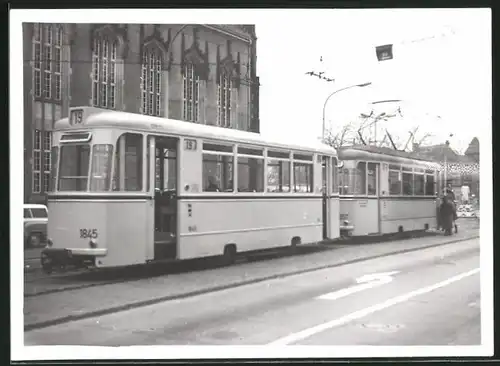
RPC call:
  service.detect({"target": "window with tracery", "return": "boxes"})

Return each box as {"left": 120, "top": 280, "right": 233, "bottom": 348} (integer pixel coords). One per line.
{"left": 217, "top": 72, "right": 232, "bottom": 127}
{"left": 182, "top": 63, "right": 200, "bottom": 122}
{"left": 141, "top": 47, "right": 163, "bottom": 116}
{"left": 92, "top": 35, "right": 118, "bottom": 109}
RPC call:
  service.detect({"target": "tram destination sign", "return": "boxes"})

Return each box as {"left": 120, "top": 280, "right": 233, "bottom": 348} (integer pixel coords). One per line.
{"left": 70, "top": 109, "right": 84, "bottom": 126}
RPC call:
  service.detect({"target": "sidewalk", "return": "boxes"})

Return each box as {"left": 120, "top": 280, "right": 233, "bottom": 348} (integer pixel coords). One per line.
{"left": 23, "top": 226, "right": 479, "bottom": 331}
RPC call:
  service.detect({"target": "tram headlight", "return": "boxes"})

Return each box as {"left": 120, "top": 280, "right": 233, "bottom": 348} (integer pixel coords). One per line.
{"left": 89, "top": 238, "right": 98, "bottom": 248}
{"left": 46, "top": 238, "right": 53, "bottom": 248}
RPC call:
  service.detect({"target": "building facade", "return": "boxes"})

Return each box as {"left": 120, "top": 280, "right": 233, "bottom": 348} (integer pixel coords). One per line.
{"left": 413, "top": 138, "right": 480, "bottom": 200}
{"left": 23, "top": 23, "right": 260, "bottom": 204}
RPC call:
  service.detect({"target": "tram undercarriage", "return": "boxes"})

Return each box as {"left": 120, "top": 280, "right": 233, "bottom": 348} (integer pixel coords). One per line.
{"left": 41, "top": 248, "right": 99, "bottom": 274}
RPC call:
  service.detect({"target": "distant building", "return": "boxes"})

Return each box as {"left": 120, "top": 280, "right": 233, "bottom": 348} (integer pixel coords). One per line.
{"left": 23, "top": 23, "right": 260, "bottom": 203}
{"left": 412, "top": 138, "right": 480, "bottom": 199}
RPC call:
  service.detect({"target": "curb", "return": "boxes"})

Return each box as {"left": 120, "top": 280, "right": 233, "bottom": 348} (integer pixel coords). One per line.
{"left": 24, "top": 233, "right": 479, "bottom": 332}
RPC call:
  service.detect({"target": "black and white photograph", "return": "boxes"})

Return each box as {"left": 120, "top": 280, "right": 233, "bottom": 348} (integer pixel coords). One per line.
{"left": 11, "top": 7, "right": 492, "bottom": 361}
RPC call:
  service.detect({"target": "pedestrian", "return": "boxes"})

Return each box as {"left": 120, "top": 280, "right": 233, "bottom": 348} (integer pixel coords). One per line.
{"left": 444, "top": 185, "right": 458, "bottom": 233}
{"left": 439, "top": 196, "right": 457, "bottom": 236}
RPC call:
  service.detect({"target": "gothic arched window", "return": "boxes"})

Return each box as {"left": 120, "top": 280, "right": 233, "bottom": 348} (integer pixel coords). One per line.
{"left": 182, "top": 63, "right": 200, "bottom": 122}
{"left": 141, "top": 46, "right": 163, "bottom": 116}
{"left": 92, "top": 35, "right": 118, "bottom": 109}
{"left": 217, "top": 72, "right": 232, "bottom": 127}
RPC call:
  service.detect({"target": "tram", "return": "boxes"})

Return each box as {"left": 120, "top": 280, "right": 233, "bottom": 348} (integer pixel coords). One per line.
{"left": 336, "top": 145, "right": 443, "bottom": 237}
{"left": 41, "top": 107, "right": 341, "bottom": 273}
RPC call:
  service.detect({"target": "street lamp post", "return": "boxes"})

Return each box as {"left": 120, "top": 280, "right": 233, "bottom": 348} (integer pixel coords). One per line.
{"left": 322, "top": 82, "right": 372, "bottom": 141}
{"left": 368, "top": 99, "right": 402, "bottom": 145}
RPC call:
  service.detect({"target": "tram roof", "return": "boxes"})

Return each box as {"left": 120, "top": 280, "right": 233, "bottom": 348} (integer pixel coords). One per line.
{"left": 55, "top": 107, "right": 338, "bottom": 156}
{"left": 338, "top": 145, "right": 442, "bottom": 168}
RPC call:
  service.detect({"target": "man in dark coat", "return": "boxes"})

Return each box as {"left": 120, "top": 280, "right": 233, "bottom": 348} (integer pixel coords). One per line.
{"left": 440, "top": 196, "right": 457, "bottom": 236}
{"left": 444, "top": 186, "right": 458, "bottom": 233}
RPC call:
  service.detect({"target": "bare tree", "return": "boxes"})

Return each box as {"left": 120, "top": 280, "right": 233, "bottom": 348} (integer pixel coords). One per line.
{"left": 323, "top": 122, "right": 359, "bottom": 149}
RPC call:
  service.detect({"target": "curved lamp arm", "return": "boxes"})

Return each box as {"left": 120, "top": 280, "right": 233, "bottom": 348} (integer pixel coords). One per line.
{"left": 322, "top": 82, "right": 372, "bottom": 140}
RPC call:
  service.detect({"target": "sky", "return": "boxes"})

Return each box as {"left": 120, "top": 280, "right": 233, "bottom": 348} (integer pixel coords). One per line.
{"left": 255, "top": 8, "right": 491, "bottom": 153}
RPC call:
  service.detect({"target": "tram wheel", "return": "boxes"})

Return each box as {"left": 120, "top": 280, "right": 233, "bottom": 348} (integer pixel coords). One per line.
{"left": 290, "top": 236, "right": 301, "bottom": 255}
{"left": 222, "top": 244, "right": 237, "bottom": 266}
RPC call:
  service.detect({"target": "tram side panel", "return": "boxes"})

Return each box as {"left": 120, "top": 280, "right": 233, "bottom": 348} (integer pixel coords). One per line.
{"left": 47, "top": 200, "right": 151, "bottom": 268}
{"left": 48, "top": 200, "right": 107, "bottom": 255}
{"left": 105, "top": 200, "right": 152, "bottom": 266}
{"left": 339, "top": 198, "right": 379, "bottom": 236}
{"left": 177, "top": 197, "right": 323, "bottom": 260}
{"left": 328, "top": 196, "right": 341, "bottom": 239}
{"left": 379, "top": 198, "right": 435, "bottom": 233}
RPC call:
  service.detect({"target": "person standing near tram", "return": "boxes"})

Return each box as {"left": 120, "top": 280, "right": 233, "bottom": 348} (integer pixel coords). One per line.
{"left": 443, "top": 183, "right": 458, "bottom": 233}
{"left": 439, "top": 195, "right": 458, "bottom": 236}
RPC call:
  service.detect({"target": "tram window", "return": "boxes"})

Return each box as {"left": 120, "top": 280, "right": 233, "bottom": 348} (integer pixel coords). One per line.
{"left": 332, "top": 157, "right": 338, "bottom": 193}
{"left": 388, "top": 170, "right": 402, "bottom": 195}
{"left": 268, "top": 150, "right": 290, "bottom": 159}
{"left": 238, "top": 156, "right": 264, "bottom": 192}
{"left": 425, "top": 174, "right": 435, "bottom": 195}
{"left": 355, "top": 162, "right": 366, "bottom": 195}
{"left": 58, "top": 144, "right": 91, "bottom": 191}
{"left": 267, "top": 159, "right": 290, "bottom": 192}
{"left": 203, "top": 143, "right": 233, "bottom": 154}
{"left": 31, "top": 207, "right": 48, "bottom": 218}
{"left": 203, "top": 153, "right": 233, "bottom": 192}
{"left": 238, "top": 146, "right": 263, "bottom": 156}
{"left": 24, "top": 209, "right": 31, "bottom": 218}
{"left": 113, "top": 133, "right": 143, "bottom": 191}
{"left": 402, "top": 172, "right": 413, "bottom": 195}
{"left": 293, "top": 153, "right": 313, "bottom": 161}
{"left": 339, "top": 168, "right": 354, "bottom": 195}
{"left": 90, "top": 144, "right": 113, "bottom": 191}
{"left": 414, "top": 174, "right": 425, "bottom": 195}
{"left": 367, "top": 162, "right": 377, "bottom": 195}
{"left": 293, "top": 162, "right": 313, "bottom": 193}
{"left": 49, "top": 146, "right": 58, "bottom": 192}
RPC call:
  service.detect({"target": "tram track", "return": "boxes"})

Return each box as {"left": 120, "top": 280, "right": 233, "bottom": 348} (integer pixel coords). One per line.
{"left": 24, "top": 241, "right": 347, "bottom": 298}
{"left": 24, "top": 230, "right": 443, "bottom": 298}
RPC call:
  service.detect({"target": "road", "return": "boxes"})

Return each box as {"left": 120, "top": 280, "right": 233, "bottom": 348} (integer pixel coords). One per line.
{"left": 25, "top": 237, "right": 480, "bottom": 346}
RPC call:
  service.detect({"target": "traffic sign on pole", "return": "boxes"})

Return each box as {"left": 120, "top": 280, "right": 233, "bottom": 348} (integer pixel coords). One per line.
{"left": 376, "top": 44, "right": 393, "bottom": 61}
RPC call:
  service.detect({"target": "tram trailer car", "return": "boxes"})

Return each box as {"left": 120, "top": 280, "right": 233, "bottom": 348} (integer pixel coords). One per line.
{"left": 41, "top": 107, "right": 341, "bottom": 273}
{"left": 336, "top": 145, "right": 443, "bottom": 237}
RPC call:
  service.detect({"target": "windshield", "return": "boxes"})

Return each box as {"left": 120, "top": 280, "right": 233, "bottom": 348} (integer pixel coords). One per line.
{"left": 58, "top": 144, "right": 115, "bottom": 192}
{"left": 58, "top": 144, "right": 91, "bottom": 191}
{"left": 90, "top": 144, "right": 113, "bottom": 191}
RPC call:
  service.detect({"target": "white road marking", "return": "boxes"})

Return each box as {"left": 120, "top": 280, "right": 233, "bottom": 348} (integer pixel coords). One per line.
{"left": 268, "top": 267, "right": 480, "bottom": 345}
{"left": 316, "top": 271, "right": 399, "bottom": 301}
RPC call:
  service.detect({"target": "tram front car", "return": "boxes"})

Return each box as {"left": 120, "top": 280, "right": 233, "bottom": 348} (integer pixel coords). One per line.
{"left": 42, "top": 107, "right": 149, "bottom": 273}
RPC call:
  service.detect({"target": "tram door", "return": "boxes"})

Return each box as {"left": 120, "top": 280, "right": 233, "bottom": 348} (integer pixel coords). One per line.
{"left": 153, "top": 136, "right": 179, "bottom": 260}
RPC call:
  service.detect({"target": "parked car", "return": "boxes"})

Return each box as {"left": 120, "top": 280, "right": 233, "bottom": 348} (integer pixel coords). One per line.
{"left": 457, "top": 204, "right": 476, "bottom": 218}
{"left": 23, "top": 204, "right": 48, "bottom": 248}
